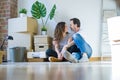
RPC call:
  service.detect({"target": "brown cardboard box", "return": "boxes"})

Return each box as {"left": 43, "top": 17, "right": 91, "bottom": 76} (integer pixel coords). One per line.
{"left": 0, "top": 51, "right": 4, "bottom": 64}
{"left": 8, "top": 17, "right": 38, "bottom": 34}
{"left": 34, "top": 35, "right": 52, "bottom": 44}
{"left": 34, "top": 44, "right": 51, "bottom": 52}
{"left": 27, "top": 58, "right": 44, "bottom": 62}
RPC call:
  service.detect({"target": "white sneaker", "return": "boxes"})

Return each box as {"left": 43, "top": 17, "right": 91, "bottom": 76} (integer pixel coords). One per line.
{"left": 63, "top": 51, "right": 78, "bottom": 63}
{"left": 78, "top": 53, "right": 89, "bottom": 63}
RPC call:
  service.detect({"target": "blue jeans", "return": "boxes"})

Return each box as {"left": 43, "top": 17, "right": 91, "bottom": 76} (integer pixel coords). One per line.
{"left": 72, "top": 33, "right": 92, "bottom": 59}
{"left": 46, "top": 45, "right": 80, "bottom": 61}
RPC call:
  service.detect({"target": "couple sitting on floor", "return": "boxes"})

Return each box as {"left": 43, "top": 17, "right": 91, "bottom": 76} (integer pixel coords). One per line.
{"left": 46, "top": 18, "right": 92, "bottom": 63}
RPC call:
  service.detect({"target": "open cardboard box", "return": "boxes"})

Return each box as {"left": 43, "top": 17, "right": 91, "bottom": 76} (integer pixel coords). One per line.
{"left": 0, "top": 51, "right": 4, "bottom": 64}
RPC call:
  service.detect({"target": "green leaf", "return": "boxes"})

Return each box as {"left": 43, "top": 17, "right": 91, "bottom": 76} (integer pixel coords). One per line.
{"left": 49, "top": 4, "right": 56, "bottom": 20}
{"left": 39, "top": 2, "right": 47, "bottom": 17}
{"left": 19, "top": 8, "right": 27, "bottom": 14}
{"left": 31, "top": 1, "right": 47, "bottom": 19}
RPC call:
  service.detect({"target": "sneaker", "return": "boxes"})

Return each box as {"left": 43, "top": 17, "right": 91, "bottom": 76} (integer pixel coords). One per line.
{"left": 63, "top": 51, "right": 78, "bottom": 63}
{"left": 49, "top": 57, "right": 62, "bottom": 62}
{"left": 78, "top": 53, "right": 89, "bottom": 62}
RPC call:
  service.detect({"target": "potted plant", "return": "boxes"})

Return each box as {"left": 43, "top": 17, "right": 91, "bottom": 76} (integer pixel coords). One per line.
{"left": 31, "top": 1, "right": 56, "bottom": 35}
{"left": 41, "top": 26, "right": 47, "bottom": 35}
{"left": 19, "top": 8, "right": 27, "bottom": 17}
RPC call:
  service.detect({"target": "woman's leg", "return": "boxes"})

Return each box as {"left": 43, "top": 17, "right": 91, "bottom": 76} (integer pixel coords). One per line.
{"left": 72, "top": 33, "right": 92, "bottom": 58}
{"left": 46, "top": 49, "right": 65, "bottom": 62}
{"left": 46, "top": 48, "right": 58, "bottom": 58}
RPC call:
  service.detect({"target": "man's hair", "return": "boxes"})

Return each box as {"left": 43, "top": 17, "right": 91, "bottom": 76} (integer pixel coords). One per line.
{"left": 70, "top": 18, "right": 81, "bottom": 27}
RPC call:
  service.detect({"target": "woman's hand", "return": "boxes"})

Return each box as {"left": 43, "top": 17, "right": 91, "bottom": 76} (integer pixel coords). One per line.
{"left": 58, "top": 53, "right": 63, "bottom": 60}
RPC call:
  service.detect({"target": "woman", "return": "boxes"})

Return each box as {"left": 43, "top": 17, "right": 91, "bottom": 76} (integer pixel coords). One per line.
{"left": 46, "top": 22, "right": 72, "bottom": 62}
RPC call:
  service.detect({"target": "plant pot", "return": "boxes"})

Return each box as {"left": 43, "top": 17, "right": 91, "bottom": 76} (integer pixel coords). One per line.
{"left": 41, "top": 31, "right": 47, "bottom": 35}
{"left": 19, "top": 13, "right": 26, "bottom": 17}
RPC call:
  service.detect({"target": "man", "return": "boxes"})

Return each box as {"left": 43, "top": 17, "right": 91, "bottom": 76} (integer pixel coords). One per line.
{"left": 62, "top": 18, "right": 92, "bottom": 63}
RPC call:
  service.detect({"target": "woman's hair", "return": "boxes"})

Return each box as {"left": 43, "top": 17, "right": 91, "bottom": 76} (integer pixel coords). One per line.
{"left": 54, "top": 22, "right": 66, "bottom": 42}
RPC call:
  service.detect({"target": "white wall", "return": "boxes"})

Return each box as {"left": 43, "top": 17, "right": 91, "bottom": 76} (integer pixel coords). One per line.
{"left": 18, "top": 0, "right": 102, "bottom": 57}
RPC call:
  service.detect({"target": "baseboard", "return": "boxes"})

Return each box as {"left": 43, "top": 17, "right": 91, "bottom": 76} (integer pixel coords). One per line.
{"left": 89, "top": 57, "right": 101, "bottom": 61}
{"left": 89, "top": 57, "right": 111, "bottom": 61}
{"left": 101, "top": 57, "right": 111, "bottom": 61}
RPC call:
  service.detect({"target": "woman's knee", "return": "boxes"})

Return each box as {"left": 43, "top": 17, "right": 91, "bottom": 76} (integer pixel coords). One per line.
{"left": 46, "top": 48, "right": 52, "bottom": 55}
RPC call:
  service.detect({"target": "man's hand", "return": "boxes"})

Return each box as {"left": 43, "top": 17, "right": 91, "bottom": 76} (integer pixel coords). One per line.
{"left": 63, "top": 44, "right": 70, "bottom": 50}
{"left": 61, "top": 45, "right": 69, "bottom": 55}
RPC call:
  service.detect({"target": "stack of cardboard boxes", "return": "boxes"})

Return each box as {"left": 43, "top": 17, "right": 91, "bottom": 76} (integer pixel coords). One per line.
{"left": 27, "top": 35, "right": 52, "bottom": 62}
{"left": 8, "top": 17, "right": 38, "bottom": 61}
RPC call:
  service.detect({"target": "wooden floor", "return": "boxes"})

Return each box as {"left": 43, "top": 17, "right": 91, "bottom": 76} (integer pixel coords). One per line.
{"left": 0, "top": 61, "right": 119, "bottom": 80}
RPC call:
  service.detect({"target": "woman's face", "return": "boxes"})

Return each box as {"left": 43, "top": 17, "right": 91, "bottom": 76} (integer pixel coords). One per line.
{"left": 63, "top": 24, "right": 68, "bottom": 37}
{"left": 64, "top": 24, "right": 68, "bottom": 33}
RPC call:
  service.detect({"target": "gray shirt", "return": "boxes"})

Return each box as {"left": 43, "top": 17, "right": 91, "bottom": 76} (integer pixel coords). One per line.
{"left": 58, "top": 33, "right": 73, "bottom": 52}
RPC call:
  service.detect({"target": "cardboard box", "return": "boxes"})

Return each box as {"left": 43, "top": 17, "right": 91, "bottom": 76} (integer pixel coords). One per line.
{"left": 27, "top": 52, "right": 47, "bottom": 58}
{"left": 34, "top": 44, "right": 51, "bottom": 52}
{"left": 8, "top": 17, "right": 38, "bottom": 34}
{"left": 34, "top": 35, "right": 52, "bottom": 44}
{"left": 27, "top": 58, "right": 44, "bottom": 62}
{"left": 0, "top": 51, "right": 4, "bottom": 64}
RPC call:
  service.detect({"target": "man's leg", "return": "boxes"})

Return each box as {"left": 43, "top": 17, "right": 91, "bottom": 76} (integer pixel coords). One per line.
{"left": 72, "top": 33, "right": 92, "bottom": 62}
{"left": 67, "top": 45, "right": 82, "bottom": 60}
{"left": 72, "top": 33, "right": 92, "bottom": 58}
{"left": 62, "top": 45, "right": 81, "bottom": 63}
{"left": 67, "top": 45, "right": 81, "bottom": 53}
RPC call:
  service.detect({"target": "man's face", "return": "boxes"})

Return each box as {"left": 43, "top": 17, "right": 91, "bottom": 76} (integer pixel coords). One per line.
{"left": 70, "top": 21, "right": 75, "bottom": 32}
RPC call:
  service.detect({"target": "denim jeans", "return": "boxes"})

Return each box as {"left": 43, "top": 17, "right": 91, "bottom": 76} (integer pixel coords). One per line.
{"left": 72, "top": 33, "right": 92, "bottom": 59}
{"left": 46, "top": 45, "right": 80, "bottom": 58}
{"left": 46, "top": 44, "right": 81, "bottom": 61}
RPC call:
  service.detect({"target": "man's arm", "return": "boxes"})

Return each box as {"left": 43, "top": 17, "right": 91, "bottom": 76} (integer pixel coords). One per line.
{"left": 67, "top": 41, "right": 74, "bottom": 48}
{"left": 61, "top": 40, "right": 75, "bottom": 55}
{"left": 67, "top": 37, "right": 75, "bottom": 48}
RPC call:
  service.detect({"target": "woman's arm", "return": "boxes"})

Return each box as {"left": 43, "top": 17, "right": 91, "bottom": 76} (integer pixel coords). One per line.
{"left": 53, "top": 40, "right": 60, "bottom": 54}
{"left": 53, "top": 40, "right": 63, "bottom": 60}
{"left": 53, "top": 40, "right": 61, "bottom": 54}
